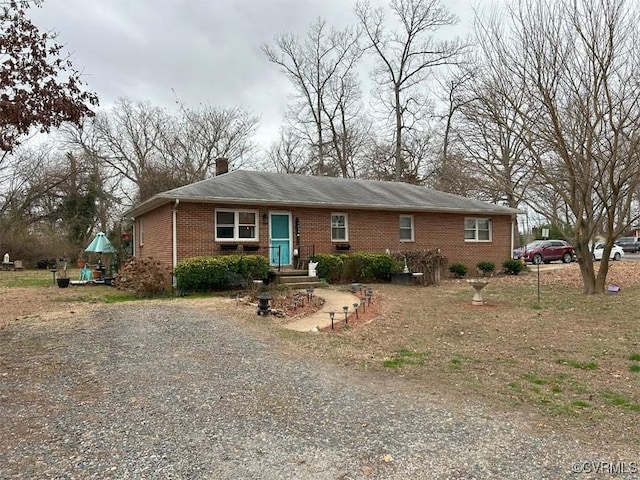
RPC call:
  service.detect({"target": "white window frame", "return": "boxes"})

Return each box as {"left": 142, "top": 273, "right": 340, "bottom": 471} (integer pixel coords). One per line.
{"left": 138, "top": 219, "right": 144, "bottom": 246}
{"left": 331, "top": 213, "right": 349, "bottom": 242}
{"left": 215, "top": 208, "right": 259, "bottom": 241}
{"left": 399, "top": 215, "right": 415, "bottom": 242}
{"left": 464, "top": 217, "right": 492, "bottom": 242}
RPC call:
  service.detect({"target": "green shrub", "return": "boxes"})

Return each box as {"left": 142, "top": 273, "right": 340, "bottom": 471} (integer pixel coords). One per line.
{"left": 224, "top": 254, "right": 270, "bottom": 282}
{"left": 114, "top": 257, "right": 173, "bottom": 297}
{"left": 313, "top": 252, "right": 401, "bottom": 283}
{"left": 346, "top": 252, "right": 400, "bottom": 282}
{"left": 448, "top": 263, "right": 468, "bottom": 278}
{"left": 476, "top": 260, "right": 495, "bottom": 275}
{"left": 312, "top": 253, "right": 345, "bottom": 283}
{"left": 503, "top": 259, "right": 526, "bottom": 275}
{"left": 175, "top": 254, "right": 269, "bottom": 292}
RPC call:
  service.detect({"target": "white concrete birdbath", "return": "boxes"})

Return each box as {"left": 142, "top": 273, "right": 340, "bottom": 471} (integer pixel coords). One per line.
{"left": 467, "top": 279, "right": 489, "bottom": 306}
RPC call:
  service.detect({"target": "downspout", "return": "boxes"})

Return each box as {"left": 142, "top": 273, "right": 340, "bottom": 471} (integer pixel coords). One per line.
{"left": 511, "top": 214, "right": 516, "bottom": 256}
{"left": 172, "top": 199, "right": 179, "bottom": 287}
{"left": 132, "top": 221, "right": 136, "bottom": 258}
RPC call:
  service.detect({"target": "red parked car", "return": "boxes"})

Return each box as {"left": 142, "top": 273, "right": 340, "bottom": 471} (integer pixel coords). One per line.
{"left": 515, "top": 240, "right": 576, "bottom": 265}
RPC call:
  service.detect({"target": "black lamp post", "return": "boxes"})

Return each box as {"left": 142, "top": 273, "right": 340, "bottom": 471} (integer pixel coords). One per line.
{"left": 365, "top": 287, "right": 373, "bottom": 305}
{"left": 342, "top": 305, "right": 349, "bottom": 323}
{"left": 257, "top": 293, "right": 271, "bottom": 315}
{"left": 353, "top": 302, "right": 359, "bottom": 320}
{"left": 329, "top": 311, "right": 335, "bottom": 330}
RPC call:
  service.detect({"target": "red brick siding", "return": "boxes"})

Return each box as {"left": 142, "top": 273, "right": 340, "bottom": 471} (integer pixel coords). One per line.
{"left": 287, "top": 207, "right": 513, "bottom": 269}
{"left": 134, "top": 202, "right": 514, "bottom": 270}
{"left": 135, "top": 204, "right": 173, "bottom": 266}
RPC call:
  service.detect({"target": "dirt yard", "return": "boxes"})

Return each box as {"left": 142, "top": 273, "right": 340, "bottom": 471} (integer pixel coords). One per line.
{"left": 0, "top": 284, "right": 99, "bottom": 327}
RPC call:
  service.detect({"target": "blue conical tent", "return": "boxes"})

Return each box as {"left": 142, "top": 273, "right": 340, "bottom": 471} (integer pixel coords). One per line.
{"left": 85, "top": 232, "right": 116, "bottom": 254}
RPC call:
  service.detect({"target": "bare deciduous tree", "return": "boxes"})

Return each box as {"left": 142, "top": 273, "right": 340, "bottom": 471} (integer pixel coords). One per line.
{"left": 0, "top": 144, "right": 114, "bottom": 259}
{"left": 87, "top": 98, "right": 167, "bottom": 202}
{"left": 162, "top": 102, "right": 260, "bottom": 179}
{"left": 63, "top": 98, "right": 260, "bottom": 202}
{"left": 355, "top": 0, "right": 467, "bottom": 181}
{"left": 267, "top": 127, "right": 314, "bottom": 175}
{"left": 453, "top": 71, "right": 536, "bottom": 208}
{"left": 262, "top": 18, "right": 362, "bottom": 175}
{"left": 322, "top": 72, "right": 371, "bottom": 177}
{"left": 475, "top": 0, "right": 640, "bottom": 294}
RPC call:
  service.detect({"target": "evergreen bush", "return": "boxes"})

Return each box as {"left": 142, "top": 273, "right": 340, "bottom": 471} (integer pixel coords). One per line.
{"left": 174, "top": 254, "right": 269, "bottom": 292}
{"left": 348, "top": 252, "right": 400, "bottom": 281}
{"left": 313, "top": 252, "right": 401, "bottom": 283}
{"left": 312, "top": 253, "right": 345, "bottom": 283}
{"left": 448, "top": 262, "right": 468, "bottom": 278}
{"left": 502, "top": 259, "right": 526, "bottom": 275}
{"left": 476, "top": 260, "right": 496, "bottom": 276}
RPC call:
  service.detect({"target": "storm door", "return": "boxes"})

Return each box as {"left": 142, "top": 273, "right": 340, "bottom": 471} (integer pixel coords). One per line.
{"left": 269, "top": 212, "right": 292, "bottom": 266}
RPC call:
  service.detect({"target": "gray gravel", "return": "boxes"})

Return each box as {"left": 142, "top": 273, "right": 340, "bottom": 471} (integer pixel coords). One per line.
{"left": 0, "top": 303, "right": 637, "bottom": 479}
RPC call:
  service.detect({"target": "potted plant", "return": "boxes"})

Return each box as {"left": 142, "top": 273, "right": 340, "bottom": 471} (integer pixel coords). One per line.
{"left": 57, "top": 261, "right": 70, "bottom": 288}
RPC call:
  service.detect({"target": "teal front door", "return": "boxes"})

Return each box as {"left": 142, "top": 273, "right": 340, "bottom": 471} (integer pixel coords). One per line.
{"left": 270, "top": 213, "right": 291, "bottom": 266}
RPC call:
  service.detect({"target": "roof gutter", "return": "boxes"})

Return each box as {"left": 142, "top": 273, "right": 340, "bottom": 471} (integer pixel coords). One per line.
{"left": 128, "top": 196, "right": 519, "bottom": 217}
{"left": 511, "top": 215, "right": 516, "bottom": 259}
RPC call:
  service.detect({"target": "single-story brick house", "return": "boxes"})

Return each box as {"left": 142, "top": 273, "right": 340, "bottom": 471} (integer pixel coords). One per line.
{"left": 125, "top": 163, "right": 519, "bottom": 274}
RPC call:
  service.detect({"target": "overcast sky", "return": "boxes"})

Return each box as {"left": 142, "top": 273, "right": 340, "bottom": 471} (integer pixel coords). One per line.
{"left": 30, "top": 0, "right": 486, "bottom": 148}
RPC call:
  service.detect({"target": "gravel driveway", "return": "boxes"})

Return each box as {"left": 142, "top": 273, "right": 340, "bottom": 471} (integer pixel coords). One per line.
{"left": 0, "top": 303, "right": 635, "bottom": 479}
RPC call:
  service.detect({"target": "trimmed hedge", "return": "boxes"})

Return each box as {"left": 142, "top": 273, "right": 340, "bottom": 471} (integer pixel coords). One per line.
{"left": 349, "top": 252, "right": 399, "bottom": 281}
{"left": 175, "top": 255, "right": 269, "bottom": 292}
{"left": 313, "top": 252, "right": 401, "bottom": 283}
{"left": 313, "top": 253, "right": 345, "bottom": 283}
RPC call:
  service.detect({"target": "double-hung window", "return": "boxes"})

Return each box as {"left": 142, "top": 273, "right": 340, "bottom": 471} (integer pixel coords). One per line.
{"left": 399, "top": 215, "right": 414, "bottom": 242}
{"left": 464, "top": 218, "right": 492, "bottom": 242}
{"left": 331, "top": 213, "right": 348, "bottom": 241}
{"left": 215, "top": 209, "right": 258, "bottom": 241}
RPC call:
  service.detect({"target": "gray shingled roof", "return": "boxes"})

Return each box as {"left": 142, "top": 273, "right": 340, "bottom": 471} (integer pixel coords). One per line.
{"left": 126, "top": 170, "right": 518, "bottom": 217}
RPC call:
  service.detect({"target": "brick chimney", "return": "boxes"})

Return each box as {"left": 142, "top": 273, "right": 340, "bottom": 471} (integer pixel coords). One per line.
{"left": 215, "top": 158, "right": 229, "bottom": 176}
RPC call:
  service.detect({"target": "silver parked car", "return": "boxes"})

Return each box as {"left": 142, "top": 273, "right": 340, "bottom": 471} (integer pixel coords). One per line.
{"left": 615, "top": 237, "right": 640, "bottom": 253}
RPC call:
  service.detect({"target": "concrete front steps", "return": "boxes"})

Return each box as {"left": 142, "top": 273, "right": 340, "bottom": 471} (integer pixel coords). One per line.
{"left": 271, "top": 269, "right": 324, "bottom": 290}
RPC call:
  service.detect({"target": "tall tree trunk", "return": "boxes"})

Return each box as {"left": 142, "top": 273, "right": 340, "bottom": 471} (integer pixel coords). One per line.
{"left": 317, "top": 86, "right": 324, "bottom": 174}
{"left": 394, "top": 86, "right": 402, "bottom": 181}
{"left": 574, "top": 233, "right": 596, "bottom": 294}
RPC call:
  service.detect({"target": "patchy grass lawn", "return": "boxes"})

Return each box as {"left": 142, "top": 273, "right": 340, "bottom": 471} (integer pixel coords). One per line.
{"left": 0, "top": 269, "right": 137, "bottom": 326}
{"left": 270, "top": 262, "right": 640, "bottom": 450}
